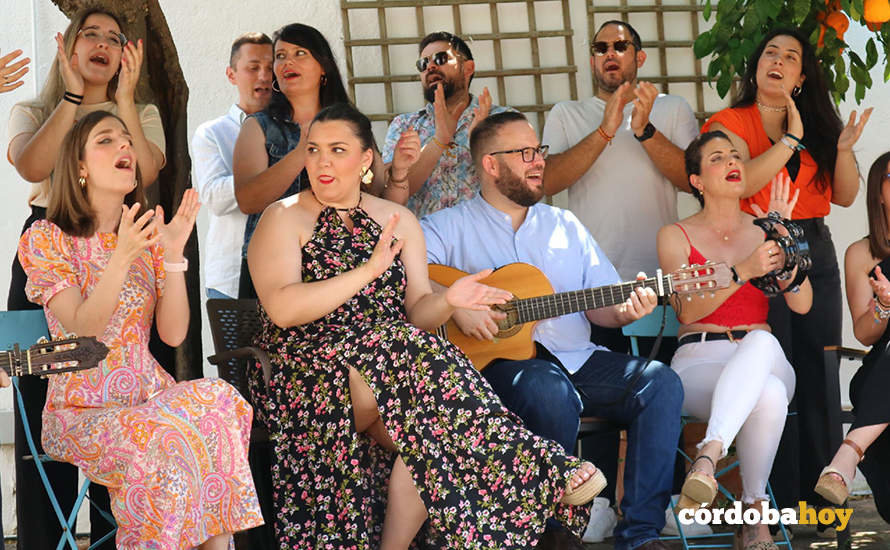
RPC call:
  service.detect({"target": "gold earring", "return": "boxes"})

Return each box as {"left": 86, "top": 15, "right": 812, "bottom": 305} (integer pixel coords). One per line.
{"left": 360, "top": 166, "right": 374, "bottom": 186}
{"left": 79, "top": 176, "right": 86, "bottom": 189}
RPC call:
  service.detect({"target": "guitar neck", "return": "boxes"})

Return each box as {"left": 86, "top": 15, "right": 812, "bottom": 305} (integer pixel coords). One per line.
{"left": 513, "top": 274, "right": 670, "bottom": 324}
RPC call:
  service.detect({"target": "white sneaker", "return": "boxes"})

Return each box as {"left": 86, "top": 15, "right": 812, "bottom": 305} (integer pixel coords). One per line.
{"left": 582, "top": 497, "right": 618, "bottom": 543}
{"left": 661, "top": 495, "right": 713, "bottom": 537}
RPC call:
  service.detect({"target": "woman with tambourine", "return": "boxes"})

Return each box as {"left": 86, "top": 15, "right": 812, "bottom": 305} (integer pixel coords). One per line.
{"left": 657, "top": 130, "right": 812, "bottom": 550}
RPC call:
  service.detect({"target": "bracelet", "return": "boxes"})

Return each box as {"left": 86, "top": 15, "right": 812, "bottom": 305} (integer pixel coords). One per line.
{"left": 431, "top": 136, "right": 451, "bottom": 150}
{"left": 597, "top": 126, "right": 614, "bottom": 146}
{"left": 731, "top": 265, "right": 746, "bottom": 285}
{"left": 782, "top": 133, "right": 805, "bottom": 152}
{"left": 384, "top": 167, "right": 409, "bottom": 190}
{"left": 163, "top": 258, "right": 188, "bottom": 272}
{"left": 62, "top": 91, "right": 84, "bottom": 106}
{"left": 874, "top": 301, "right": 890, "bottom": 323}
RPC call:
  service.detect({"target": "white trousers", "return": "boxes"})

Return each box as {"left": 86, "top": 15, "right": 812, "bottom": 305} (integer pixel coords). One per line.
{"left": 671, "top": 329, "right": 796, "bottom": 502}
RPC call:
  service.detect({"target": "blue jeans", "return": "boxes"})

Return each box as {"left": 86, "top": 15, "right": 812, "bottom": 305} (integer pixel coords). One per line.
{"left": 206, "top": 288, "right": 233, "bottom": 300}
{"left": 483, "top": 349, "right": 683, "bottom": 550}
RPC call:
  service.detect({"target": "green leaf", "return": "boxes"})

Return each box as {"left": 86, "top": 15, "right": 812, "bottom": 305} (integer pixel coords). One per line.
{"left": 755, "top": 0, "right": 770, "bottom": 22}
{"left": 849, "top": 50, "right": 866, "bottom": 69}
{"left": 852, "top": 0, "right": 865, "bottom": 19}
{"left": 855, "top": 80, "right": 865, "bottom": 104}
{"left": 866, "top": 38, "right": 878, "bottom": 69}
{"left": 792, "top": 0, "right": 810, "bottom": 24}
{"left": 694, "top": 31, "right": 713, "bottom": 58}
{"left": 703, "top": 0, "right": 712, "bottom": 21}
{"left": 884, "top": 59, "right": 890, "bottom": 82}
{"left": 707, "top": 58, "right": 722, "bottom": 79}
{"left": 717, "top": 70, "right": 733, "bottom": 98}
{"left": 765, "top": 0, "right": 784, "bottom": 18}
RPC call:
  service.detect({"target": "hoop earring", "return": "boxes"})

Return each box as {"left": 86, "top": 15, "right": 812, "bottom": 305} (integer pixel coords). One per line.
{"left": 360, "top": 166, "right": 374, "bottom": 186}
{"left": 78, "top": 176, "right": 86, "bottom": 189}
{"left": 792, "top": 85, "right": 801, "bottom": 97}
{"left": 272, "top": 80, "right": 281, "bottom": 93}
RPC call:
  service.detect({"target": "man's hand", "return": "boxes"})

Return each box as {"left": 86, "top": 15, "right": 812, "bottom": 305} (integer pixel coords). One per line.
{"left": 617, "top": 274, "right": 658, "bottom": 323}
{"left": 452, "top": 307, "right": 507, "bottom": 341}
{"left": 630, "top": 82, "right": 658, "bottom": 136}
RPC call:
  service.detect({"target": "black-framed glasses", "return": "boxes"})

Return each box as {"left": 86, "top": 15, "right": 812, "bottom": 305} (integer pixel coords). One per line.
{"left": 591, "top": 40, "right": 632, "bottom": 56}
{"left": 77, "top": 26, "right": 127, "bottom": 49}
{"left": 416, "top": 50, "right": 460, "bottom": 73}
{"left": 488, "top": 145, "right": 549, "bottom": 163}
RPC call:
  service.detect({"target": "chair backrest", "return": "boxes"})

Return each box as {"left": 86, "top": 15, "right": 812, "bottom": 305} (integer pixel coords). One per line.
{"left": 205, "top": 298, "right": 262, "bottom": 398}
{"left": 0, "top": 309, "right": 50, "bottom": 352}
{"left": 621, "top": 305, "right": 681, "bottom": 356}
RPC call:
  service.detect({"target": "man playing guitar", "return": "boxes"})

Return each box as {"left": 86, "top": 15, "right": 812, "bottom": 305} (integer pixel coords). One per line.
{"left": 420, "top": 111, "right": 683, "bottom": 550}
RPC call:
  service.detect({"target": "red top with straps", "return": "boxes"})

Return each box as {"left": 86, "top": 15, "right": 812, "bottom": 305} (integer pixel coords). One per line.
{"left": 675, "top": 224, "right": 768, "bottom": 328}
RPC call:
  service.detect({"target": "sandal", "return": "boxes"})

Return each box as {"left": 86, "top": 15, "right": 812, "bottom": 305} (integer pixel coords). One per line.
{"left": 677, "top": 455, "right": 718, "bottom": 511}
{"left": 562, "top": 463, "right": 607, "bottom": 506}
{"left": 814, "top": 438, "right": 864, "bottom": 505}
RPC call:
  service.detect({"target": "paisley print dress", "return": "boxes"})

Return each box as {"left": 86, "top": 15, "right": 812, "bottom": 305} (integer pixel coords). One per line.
{"left": 252, "top": 206, "right": 590, "bottom": 549}
{"left": 18, "top": 220, "right": 263, "bottom": 550}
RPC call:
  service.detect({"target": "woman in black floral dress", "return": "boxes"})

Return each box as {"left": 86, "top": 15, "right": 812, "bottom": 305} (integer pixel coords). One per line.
{"left": 247, "top": 103, "right": 605, "bottom": 549}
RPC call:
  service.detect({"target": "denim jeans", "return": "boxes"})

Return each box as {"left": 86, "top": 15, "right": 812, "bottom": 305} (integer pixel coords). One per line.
{"left": 483, "top": 348, "right": 683, "bottom": 550}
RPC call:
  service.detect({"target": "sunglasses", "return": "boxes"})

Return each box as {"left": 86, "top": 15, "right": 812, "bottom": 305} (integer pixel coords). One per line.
{"left": 487, "top": 145, "right": 550, "bottom": 163}
{"left": 416, "top": 50, "right": 460, "bottom": 73}
{"left": 590, "top": 40, "right": 633, "bottom": 56}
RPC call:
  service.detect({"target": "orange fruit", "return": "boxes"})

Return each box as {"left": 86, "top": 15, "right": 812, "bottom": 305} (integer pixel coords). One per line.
{"left": 865, "top": 0, "right": 890, "bottom": 23}
{"left": 825, "top": 11, "right": 849, "bottom": 39}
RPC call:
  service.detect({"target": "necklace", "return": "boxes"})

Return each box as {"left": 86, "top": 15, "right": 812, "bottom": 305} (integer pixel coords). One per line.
{"left": 756, "top": 101, "right": 787, "bottom": 113}
{"left": 312, "top": 189, "right": 362, "bottom": 213}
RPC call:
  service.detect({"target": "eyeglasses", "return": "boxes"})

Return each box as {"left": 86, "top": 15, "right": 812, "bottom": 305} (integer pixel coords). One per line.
{"left": 488, "top": 145, "right": 549, "bottom": 163}
{"left": 590, "top": 40, "right": 632, "bottom": 56}
{"left": 416, "top": 50, "right": 461, "bottom": 73}
{"left": 77, "top": 26, "right": 127, "bottom": 49}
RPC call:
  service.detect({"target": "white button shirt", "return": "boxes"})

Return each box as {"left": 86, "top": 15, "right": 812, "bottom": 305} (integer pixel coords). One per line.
{"left": 191, "top": 104, "right": 249, "bottom": 298}
{"left": 421, "top": 194, "right": 621, "bottom": 374}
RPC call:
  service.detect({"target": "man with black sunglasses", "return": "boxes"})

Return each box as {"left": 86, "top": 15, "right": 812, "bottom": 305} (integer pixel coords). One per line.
{"left": 542, "top": 20, "right": 698, "bottom": 282}
{"left": 382, "top": 31, "right": 514, "bottom": 218}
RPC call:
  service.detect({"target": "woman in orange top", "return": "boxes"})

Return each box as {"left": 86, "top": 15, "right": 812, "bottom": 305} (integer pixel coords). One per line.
{"left": 701, "top": 27, "right": 870, "bottom": 511}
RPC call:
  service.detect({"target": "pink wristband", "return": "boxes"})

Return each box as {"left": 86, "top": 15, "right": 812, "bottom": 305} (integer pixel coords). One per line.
{"left": 163, "top": 258, "right": 188, "bottom": 272}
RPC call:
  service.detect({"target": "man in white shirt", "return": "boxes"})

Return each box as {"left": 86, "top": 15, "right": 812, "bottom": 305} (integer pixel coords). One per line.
{"left": 192, "top": 33, "right": 273, "bottom": 299}
{"left": 542, "top": 20, "right": 699, "bottom": 281}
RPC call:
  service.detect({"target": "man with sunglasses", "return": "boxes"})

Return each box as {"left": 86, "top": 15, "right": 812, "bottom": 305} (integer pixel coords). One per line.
{"left": 421, "top": 111, "right": 683, "bottom": 550}
{"left": 542, "top": 20, "right": 698, "bottom": 283}
{"left": 382, "top": 31, "right": 514, "bottom": 218}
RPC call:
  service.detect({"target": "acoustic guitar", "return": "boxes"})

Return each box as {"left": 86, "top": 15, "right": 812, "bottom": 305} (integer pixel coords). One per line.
{"left": 2, "top": 336, "right": 109, "bottom": 377}
{"left": 429, "top": 262, "right": 731, "bottom": 370}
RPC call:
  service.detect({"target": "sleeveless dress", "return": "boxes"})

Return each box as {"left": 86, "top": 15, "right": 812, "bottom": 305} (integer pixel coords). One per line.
{"left": 851, "top": 256, "right": 890, "bottom": 522}
{"left": 251, "top": 206, "right": 589, "bottom": 548}
{"left": 18, "top": 220, "right": 263, "bottom": 550}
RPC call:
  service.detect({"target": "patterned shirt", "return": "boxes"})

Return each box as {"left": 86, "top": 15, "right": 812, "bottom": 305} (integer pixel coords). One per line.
{"left": 382, "top": 95, "right": 513, "bottom": 218}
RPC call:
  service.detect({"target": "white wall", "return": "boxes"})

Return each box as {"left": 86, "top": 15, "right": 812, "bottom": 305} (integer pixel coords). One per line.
{"left": 0, "top": 0, "right": 887, "bottom": 537}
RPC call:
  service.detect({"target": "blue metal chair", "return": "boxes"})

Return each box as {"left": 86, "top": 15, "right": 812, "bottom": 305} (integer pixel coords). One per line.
{"left": 622, "top": 306, "right": 792, "bottom": 550}
{"left": 0, "top": 310, "right": 116, "bottom": 550}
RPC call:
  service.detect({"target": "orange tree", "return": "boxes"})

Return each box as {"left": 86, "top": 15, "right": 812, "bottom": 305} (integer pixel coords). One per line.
{"left": 694, "top": 0, "right": 890, "bottom": 103}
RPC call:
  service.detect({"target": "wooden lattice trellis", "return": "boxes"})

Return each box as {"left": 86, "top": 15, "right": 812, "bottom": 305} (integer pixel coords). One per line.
{"left": 587, "top": 0, "right": 735, "bottom": 124}
{"left": 340, "top": 0, "right": 580, "bottom": 133}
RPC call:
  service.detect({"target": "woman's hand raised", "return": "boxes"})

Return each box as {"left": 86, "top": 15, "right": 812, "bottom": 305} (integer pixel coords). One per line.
{"left": 837, "top": 108, "right": 873, "bottom": 152}
{"left": 55, "top": 32, "right": 83, "bottom": 96}
{"left": 115, "top": 39, "right": 143, "bottom": 105}
{"left": 750, "top": 172, "right": 799, "bottom": 219}
{"left": 155, "top": 188, "right": 200, "bottom": 261}
{"left": 784, "top": 89, "right": 803, "bottom": 141}
{"left": 112, "top": 202, "right": 158, "bottom": 267}
{"left": 365, "top": 213, "right": 405, "bottom": 280}
{"left": 445, "top": 269, "right": 513, "bottom": 310}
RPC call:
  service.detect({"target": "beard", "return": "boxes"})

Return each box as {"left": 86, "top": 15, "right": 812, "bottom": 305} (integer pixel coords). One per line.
{"left": 423, "top": 77, "right": 459, "bottom": 103}
{"left": 594, "top": 64, "right": 637, "bottom": 94}
{"left": 494, "top": 162, "right": 543, "bottom": 207}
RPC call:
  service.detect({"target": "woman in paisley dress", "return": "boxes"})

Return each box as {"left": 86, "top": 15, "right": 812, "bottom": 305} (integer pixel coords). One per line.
{"left": 17, "top": 110, "right": 263, "bottom": 549}
{"left": 247, "top": 102, "right": 606, "bottom": 549}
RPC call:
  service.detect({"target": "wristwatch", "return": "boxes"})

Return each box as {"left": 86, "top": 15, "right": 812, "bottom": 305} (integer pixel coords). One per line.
{"left": 634, "top": 122, "right": 656, "bottom": 143}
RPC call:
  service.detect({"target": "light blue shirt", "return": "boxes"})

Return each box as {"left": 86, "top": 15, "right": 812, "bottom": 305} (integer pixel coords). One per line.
{"left": 191, "top": 104, "right": 248, "bottom": 298}
{"left": 421, "top": 194, "right": 621, "bottom": 374}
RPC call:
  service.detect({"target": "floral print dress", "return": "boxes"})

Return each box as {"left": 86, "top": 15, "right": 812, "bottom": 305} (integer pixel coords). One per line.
{"left": 18, "top": 220, "right": 264, "bottom": 550}
{"left": 252, "top": 206, "right": 590, "bottom": 549}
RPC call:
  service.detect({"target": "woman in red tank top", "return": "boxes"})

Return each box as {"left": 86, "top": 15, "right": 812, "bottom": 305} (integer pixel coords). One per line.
{"left": 657, "top": 131, "right": 812, "bottom": 550}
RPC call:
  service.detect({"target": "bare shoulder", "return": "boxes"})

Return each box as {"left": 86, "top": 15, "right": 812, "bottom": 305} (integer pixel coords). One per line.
{"left": 845, "top": 237, "right": 874, "bottom": 272}
{"left": 257, "top": 192, "right": 316, "bottom": 242}
{"left": 362, "top": 193, "right": 420, "bottom": 234}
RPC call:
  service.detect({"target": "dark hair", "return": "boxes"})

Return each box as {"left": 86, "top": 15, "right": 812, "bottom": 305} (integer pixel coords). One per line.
{"left": 310, "top": 103, "right": 378, "bottom": 153}
{"left": 48, "top": 111, "right": 146, "bottom": 237}
{"left": 866, "top": 152, "right": 890, "bottom": 259}
{"left": 734, "top": 28, "right": 843, "bottom": 194}
{"left": 469, "top": 111, "right": 530, "bottom": 169}
{"left": 684, "top": 130, "right": 732, "bottom": 207}
{"left": 419, "top": 31, "right": 475, "bottom": 85}
{"left": 266, "top": 23, "right": 349, "bottom": 122}
{"left": 229, "top": 32, "right": 272, "bottom": 68}
{"left": 594, "top": 20, "right": 643, "bottom": 51}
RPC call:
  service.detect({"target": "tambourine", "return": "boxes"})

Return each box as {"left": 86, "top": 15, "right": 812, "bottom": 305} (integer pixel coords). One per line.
{"left": 750, "top": 211, "right": 812, "bottom": 296}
